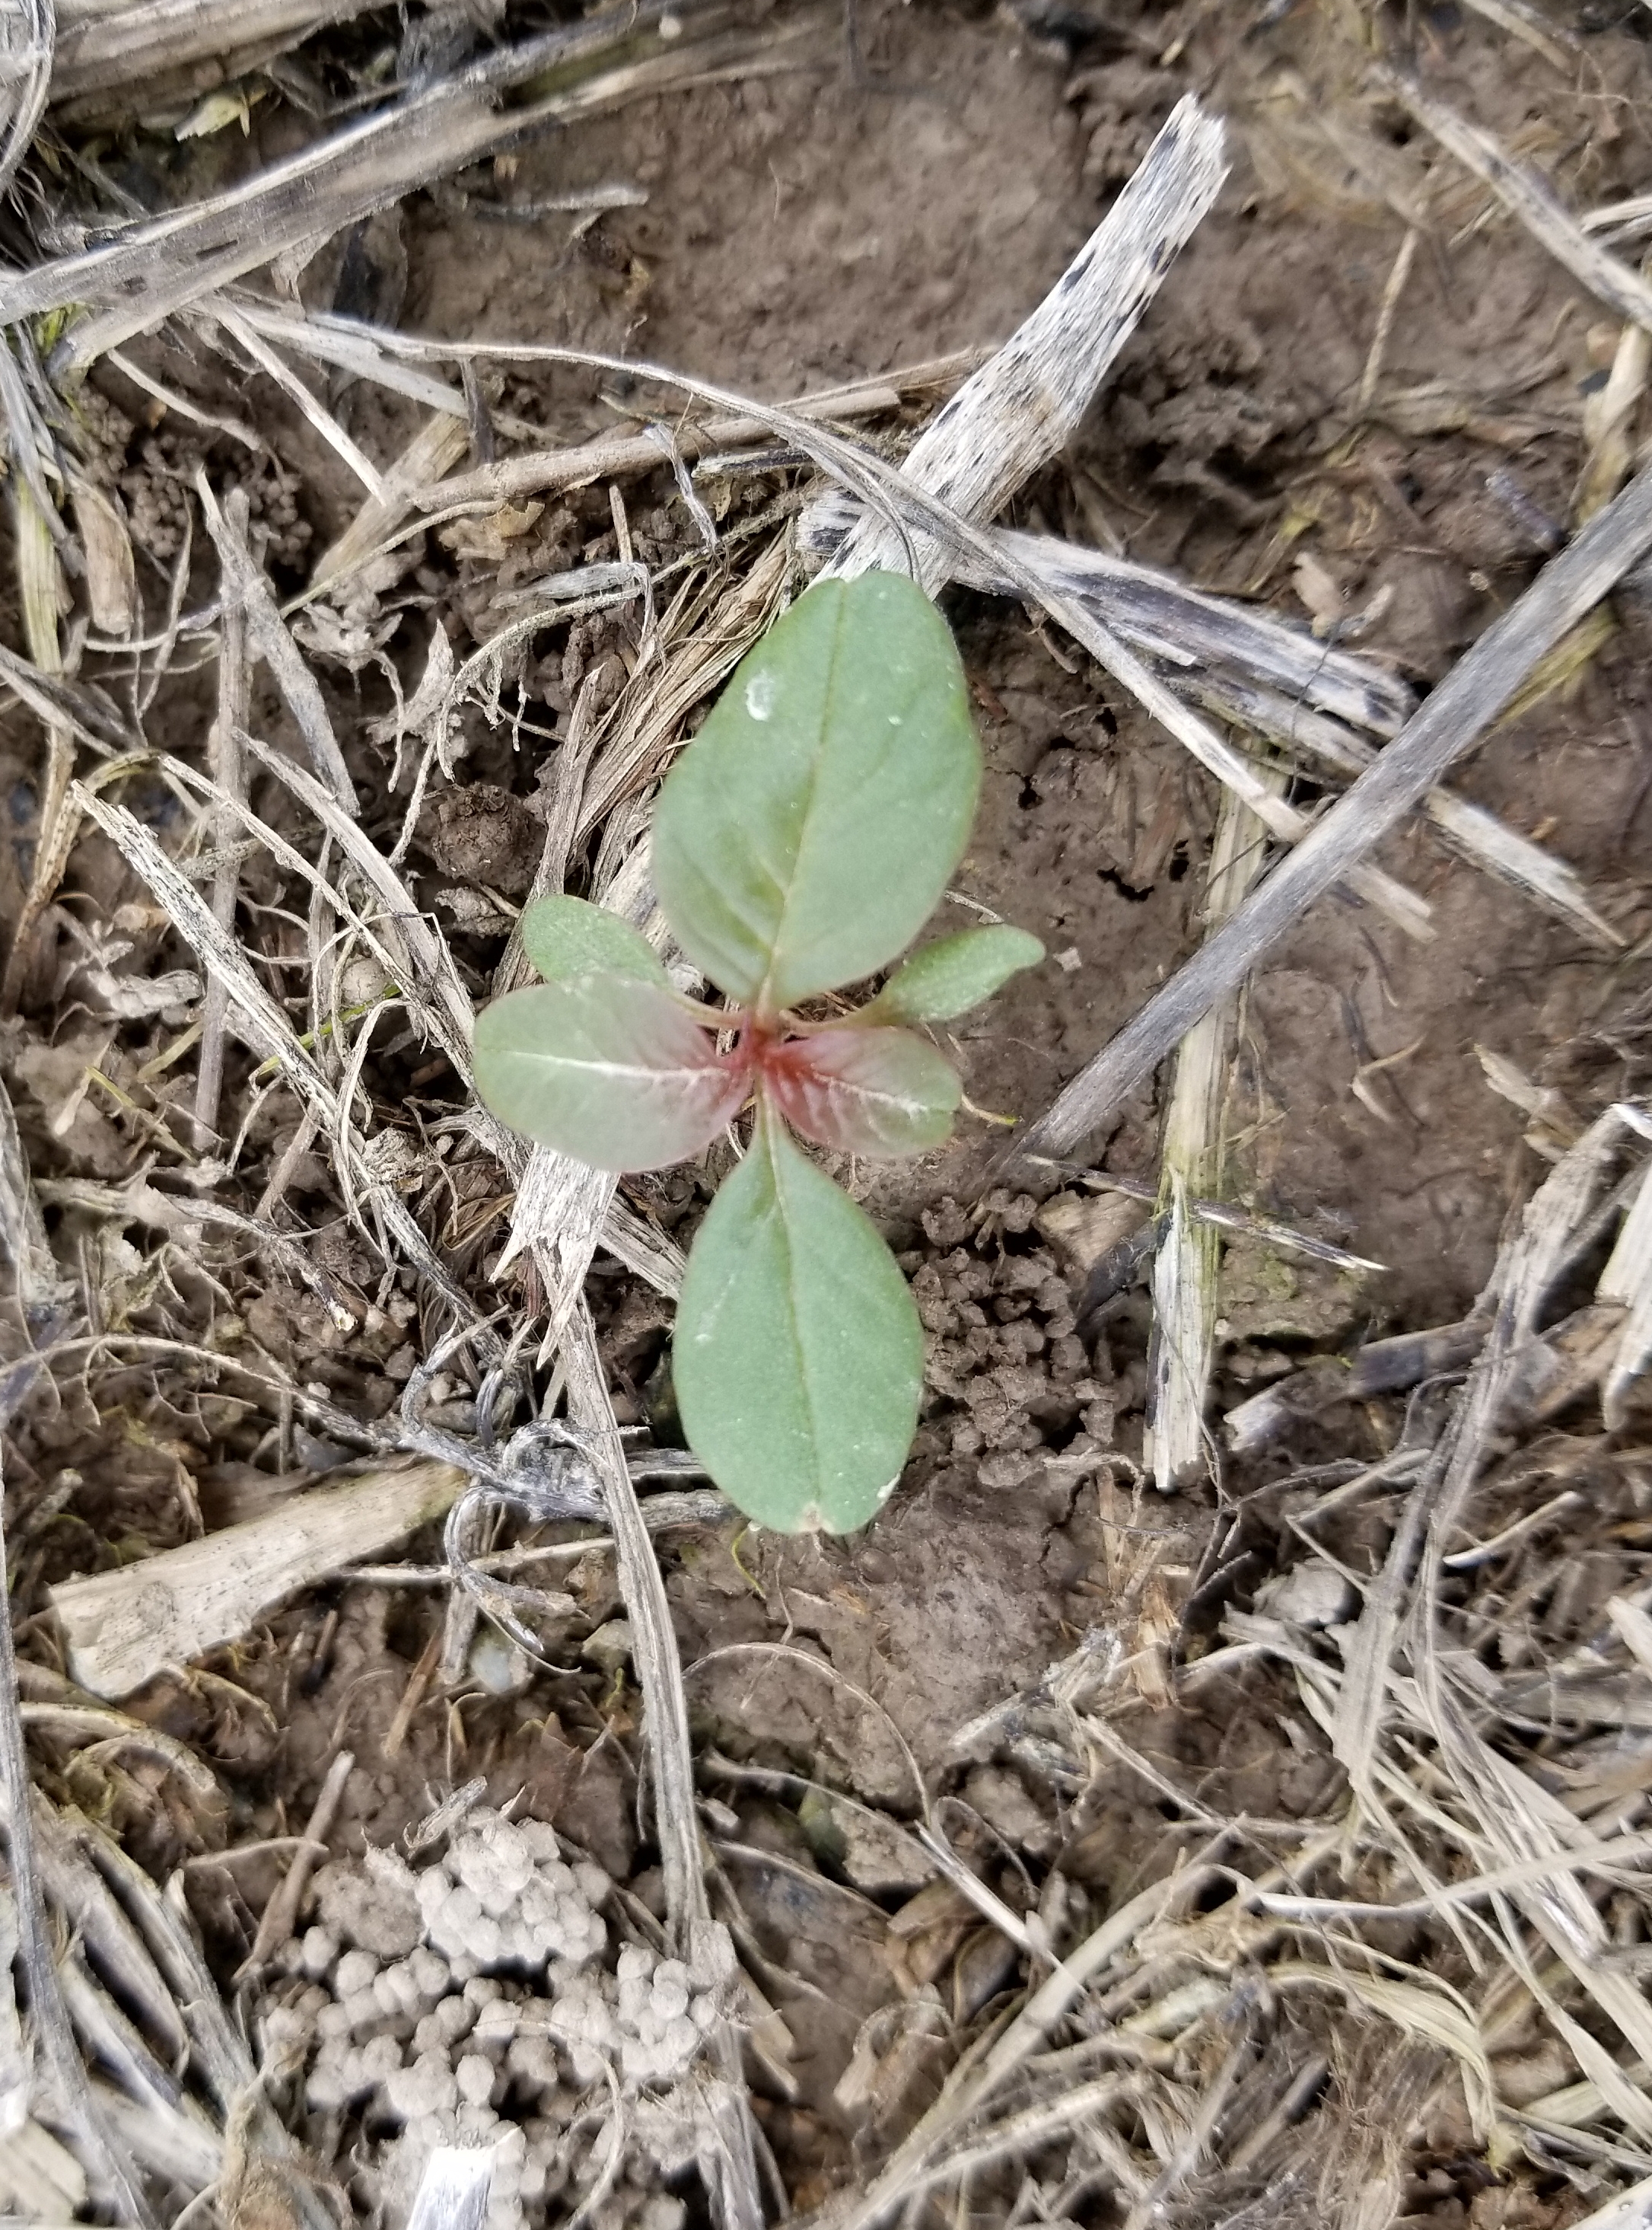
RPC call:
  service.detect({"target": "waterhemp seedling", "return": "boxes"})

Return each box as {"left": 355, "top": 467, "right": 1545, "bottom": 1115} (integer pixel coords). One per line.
{"left": 474, "top": 571, "right": 1043, "bottom": 1534}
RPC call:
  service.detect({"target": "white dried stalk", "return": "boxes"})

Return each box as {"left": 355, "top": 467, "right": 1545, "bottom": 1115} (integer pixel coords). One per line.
{"left": 824, "top": 1862, "right": 1225, "bottom": 2230}
{"left": 0, "top": 2117, "right": 90, "bottom": 2218}
{"left": 1459, "top": 0, "right": 1576, "bottom": 68}
{"left": 1197, "top": 671, "right": 1620, "bottom": 948}
{"left": 65, "top": 472, "right": 137, "bottom": 639}
{"left": 193, "top": 486, "right": 250, "bottom": 1144}
{"left": 91, "top": 2083, "right": 218, "bottom": 2191}
{"left": 953, "top": 524, "right": 1418, "bottom": 737}
{"left": 51, "top": 1459, "right": 465, "bottom": 1699}
{"left": 600, "top": 1202, "right": 686, "bottom": 1295}
{"left": 49, "top": 0, "right": 374, "bottom": 104}
{"left": 1383, "top": 70, "right": 1652, "bottom": 335}
{"left": 408, "top": 352, "right": 981, "bottom": 519}
{"left": 820, "top": 94, "right": 1228, "bottom": 593}
{"left": 24, "top": 2, "right": 770, "bottom": 367}
{"left": 221, "top": 297, "right": 485, "bottom": 425}
{"left": 889, "top": 518, "right": 1619, "bottom": 944}
{"left": 311, "top": 408, "right": 469, "bottom": 591}
{"left": 1357, "top": 227, "right": 1421, "bottom": 415}
{"left": 1010, "top": 457, "right": 1652, "bottom": 1168}
{"left": 239, "top": 730, "right": 473, "bottom": 1067}
{"left": 72, "top": 780, "right": 487, "bottom": 1328}
{"left": 75, "top": 782, "right": 334, "bottom": 1090}
{"left": 197, "top": 476, "right": 357, "bottom": 808}
{"left": 1040, "top": 585, "right": 1433, "bottom": 940}
{"left": 238, "top": 1747, "right": 354, "bottom": 1977}
{"left": 0, "top": 1470, "right": 150, "bottom": 2223}
{"left": 1, "top": 486, "right": 74, "bottom": 1013}
{"left": 562, "top": 1310, "right": 763, "bottom": 2230}
{"left": 1146, "top": 785, "right": 1273, "bottom": 1494}
{"left": 1577, "top": 298, "right": 1651, "bottom": 524}
{"left": 0, "top": 1067, "right": 63, "bottom": 1321}
{"left": 0, "top": 0, "right": 50, "bottom": 197}
{"left": 210, "top": 304, "right": 390, "bottom": 502}
{"left": 1600, "top": 1155, "right": 1652, "bottom": 1428}
{"left": 107, "top": 346, "right": 259, "bottom": 451}
{"left": 1332, "top": 1113, "right": 1625, "bottom": 1808}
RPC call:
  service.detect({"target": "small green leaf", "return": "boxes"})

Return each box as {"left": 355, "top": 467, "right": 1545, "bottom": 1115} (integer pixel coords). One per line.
{"left": 474, "top": 975, "right": 749, "bottom": 1173}
{"left": 520, "top": 894, "right": 670, "bottom": 987}
{"left": 762, "top": 1027, "right": 960, "bottom": 1156}
{"left": 651, "top": 572, "right": 981, "bottom": 1017}
{"left": 673, "top": 1112, "right": 924, "bottom": 1533}
{"left": 865, "top": 925, "right": 1046, "bottom": 1024}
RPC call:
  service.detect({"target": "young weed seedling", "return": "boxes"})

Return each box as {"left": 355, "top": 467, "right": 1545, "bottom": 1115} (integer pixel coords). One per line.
{"left": 475, "top": 570, "right": 1044, "bottom": 1534}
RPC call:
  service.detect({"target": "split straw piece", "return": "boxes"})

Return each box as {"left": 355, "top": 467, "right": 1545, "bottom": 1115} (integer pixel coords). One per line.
{"left": 1146, "top": 782, "right": 1275, "bottom": 1494}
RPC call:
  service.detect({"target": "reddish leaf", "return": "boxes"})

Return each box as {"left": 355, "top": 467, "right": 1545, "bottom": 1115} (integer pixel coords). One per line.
{"left": 474, "top": 975, "right": 750, "bottom": 1172}
{"left": 761, "top": 1027, "right": 960, "bottom": 1158}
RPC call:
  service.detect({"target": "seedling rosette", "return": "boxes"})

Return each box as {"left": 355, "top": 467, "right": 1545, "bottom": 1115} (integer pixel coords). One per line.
{"left": 475, "top": 571, "right": 1043, "bottom": 1534}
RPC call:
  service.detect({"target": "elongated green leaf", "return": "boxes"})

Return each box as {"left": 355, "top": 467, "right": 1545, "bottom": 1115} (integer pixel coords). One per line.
{"left": 651, "top": 572, "right": 980, "bottom": 1016}
{"left": 762, "top": 1028, "right": 960, "bottom": 1156}
{"left": 519, "top": 894, "right": 670, "bottom": 987}
{"left": 673, "top": 1113, "right": 924, "bottom": 1532}
{"left": 866, "top": 925, "right": 1046, "bottom": 1024}
{"left": 474, "top": 976, "right": 749, "bottom": 1173}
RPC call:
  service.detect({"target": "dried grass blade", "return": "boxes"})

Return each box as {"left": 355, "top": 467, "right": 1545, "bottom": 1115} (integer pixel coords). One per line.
{"left": 985, "top": 526, "right": 1418, "bottom": 737}
{"left": 1382, "top": 70, "right": 1652, "bottom": 334}
{"left": 33, "top": 2, "right": 756, "bottom": 366}
{"left": 65, "top": 471, "right": 137, "bottom": 639}
{"left": 414, "top": 352, "right": 984, "bottom": 518}
{"left": 211, "top": 304, "right": 392, "bottom": 502}
{"left": 237, "top": 728, "right": 473, "bottom": 1066}
{"left": 49, "top": 0, "right": 377, "bottom": 104}
{"left": 821, "top": 94, "right": 1229, "bottom": 591}
{"left": 1599, "top": 1155, "right": 1652, "bottom": 1426}
{"left": 1459, "top": 0, "right": 1577, "bottom": 68}
{"left": 73, "top": 783, "right": 333, "bottom": 1094}
{"left": 310, "top": 408, "right": 470, "bottom": 591}
{"left": 1041, "top": 590, "right": 1434, "bottom": 939}
{"left": 0, "top": 1462, "right": 151, "bottom": 2225}
{"left": 1185, "top": 672, "right": 1620, "bottom": 948}
{"left": 68, "top": 779, "right": 484, "bottom": 1324}
{"left": 1008, "top": 460, "right": 1652, "bottom": 1165}
{"left": 0, "top": 0, "right": 51, "bottom": 194}
{"left": 827, "top": 1861, "right": 1224, "bottom": 2230}
{"left": 1147, "top": 785, "right": 1273, "bottom": 1493}
{"left": 1, "top": 486, "right": 75, "bottom": 1012}
{"left": 562, "top": 1308, "right": 763, "bottom": 2230}
{"left": 0, "top": 1064, "right": 65, "bottom": 1322}
{"left": 193, "top": 488, "right": 250, "bottom": 1145}
{"left": 197, "top": 473, "right": 357, "bottom": 808}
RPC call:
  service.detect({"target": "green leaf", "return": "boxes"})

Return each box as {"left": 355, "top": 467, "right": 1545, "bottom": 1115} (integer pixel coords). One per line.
{"left": 673, "top": 1112, "right": 924, "bottom": 1533}
{"left": 651, "top": 572, "right": 980, "bottom": 1017}
{"left": 519, "top": 894, "right": 670, "bottom": 987}
{"left": 473, "top": 975, "right": 749, "bottom": 1173}
{"left": 865, "top": 925, "right": 1046, "bottom": 1023}
{"left": 762, "top": 1027, "right": 960, "bottom": 1156}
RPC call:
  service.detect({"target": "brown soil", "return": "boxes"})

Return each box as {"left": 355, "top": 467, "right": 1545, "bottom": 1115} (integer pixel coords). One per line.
{"left": 12, "top": 3, "right": 1652, "bottom": 2225}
